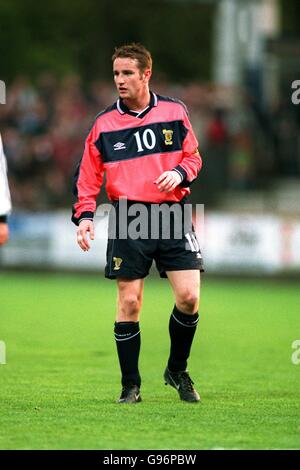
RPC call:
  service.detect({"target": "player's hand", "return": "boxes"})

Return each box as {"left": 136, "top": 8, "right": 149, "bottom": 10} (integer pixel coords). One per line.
{"left": 0, "top": 223, "right": 9, "bottom": 245}
{"left": 154, "top": 170, "right": 182, "bottom": 193}
{"left": 77, "top": 220, "right": 94, "bottom": 251}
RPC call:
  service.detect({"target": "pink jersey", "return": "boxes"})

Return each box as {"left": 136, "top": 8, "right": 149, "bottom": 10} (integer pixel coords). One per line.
{"left": 72, "top": 92, "right": 202, "bottom": 225}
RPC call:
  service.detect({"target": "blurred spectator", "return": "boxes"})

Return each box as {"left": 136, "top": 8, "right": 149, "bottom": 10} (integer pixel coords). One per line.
{"left": 228, "top": 131, "right": 255, "bottom": 190}
{"left": 200, "top": 108, "right": 230, "bottom": 204}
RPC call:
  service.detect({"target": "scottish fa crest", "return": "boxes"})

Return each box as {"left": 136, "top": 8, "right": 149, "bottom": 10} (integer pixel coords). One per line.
{"left": 163, "top": 129, "right": 173, "bottom": 145}
{"left": 113, "top": 257, "right": 123, "bottom": 270}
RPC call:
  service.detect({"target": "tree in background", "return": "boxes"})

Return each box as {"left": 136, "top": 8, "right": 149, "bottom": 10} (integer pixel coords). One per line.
{"left": 0, "top": 0, "right": 214, "bottom": 84}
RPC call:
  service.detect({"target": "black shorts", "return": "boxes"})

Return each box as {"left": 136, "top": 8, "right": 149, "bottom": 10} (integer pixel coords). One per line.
{"left": 105, "top": 199, "right": 204, "bottom": 280}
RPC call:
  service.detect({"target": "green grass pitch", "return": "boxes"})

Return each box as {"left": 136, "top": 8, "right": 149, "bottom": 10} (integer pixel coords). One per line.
{"left": 0, "top": 272, "right": 299, "bottom": 450}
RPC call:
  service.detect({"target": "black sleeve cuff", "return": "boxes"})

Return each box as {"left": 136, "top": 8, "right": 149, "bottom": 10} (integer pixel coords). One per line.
{"left": 179, "top": 178, "right": 195, "bottom": 188}
{"left": 0, "top": 215, "right": 8, "bottom": 223}
{"left": 172, "top": 165, "right": 187, "bottom": 182}
{"left": 71, "top": 210, "right": 94, "bottom": 226}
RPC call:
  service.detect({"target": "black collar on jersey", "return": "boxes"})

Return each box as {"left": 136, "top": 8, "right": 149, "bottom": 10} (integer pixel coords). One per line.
{"left": 116, "top": 91, "right": 158, "bottom": 118}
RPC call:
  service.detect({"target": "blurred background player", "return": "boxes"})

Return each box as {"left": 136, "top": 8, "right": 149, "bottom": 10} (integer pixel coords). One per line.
{"left": 72, "top": 43, "right": 204, "bottom": 404}
{"left": 0, "top": 133, "right": 12, "bottom": 245}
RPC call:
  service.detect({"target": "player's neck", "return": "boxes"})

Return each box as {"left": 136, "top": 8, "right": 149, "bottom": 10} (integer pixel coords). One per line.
{"left": 123, "top": 90, "right": 151, "bottom": 112}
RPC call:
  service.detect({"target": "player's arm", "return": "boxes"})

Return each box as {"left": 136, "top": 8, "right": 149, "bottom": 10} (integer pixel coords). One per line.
{"left": 72, "top": 125, "right": 104, "bottom": 251}
{"left": 172, "top": 108, "right": 202, "bottom": 187}
{"left": 0, "top": 134, "right": 12, "bottom": 245}
{"left": 154, "top": 105, "right": 202, "bottom": 193}
{"left": 0, "top": 217, "right": 9, "bottom": 245}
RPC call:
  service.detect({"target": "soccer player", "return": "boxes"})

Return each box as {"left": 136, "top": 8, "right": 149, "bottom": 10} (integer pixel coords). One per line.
{"left": 0, "top": 133, "right": 11, "bottom": 246}
{"left": 72, "top": 43, "right": 204, "bottom": 404}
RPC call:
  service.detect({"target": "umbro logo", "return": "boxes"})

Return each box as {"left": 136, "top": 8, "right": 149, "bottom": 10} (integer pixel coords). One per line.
{"left": 113, "top": 142, "right": 126, "bottom": 151}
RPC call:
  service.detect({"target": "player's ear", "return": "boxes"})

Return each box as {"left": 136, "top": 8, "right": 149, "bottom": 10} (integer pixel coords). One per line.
{"left": 143, "top": 69, "right": 152, "bottom": 82}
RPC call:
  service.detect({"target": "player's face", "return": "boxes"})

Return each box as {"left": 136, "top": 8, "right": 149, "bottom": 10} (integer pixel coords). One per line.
{"left": 113, "top": 58, "right": 151, "bottom": 102}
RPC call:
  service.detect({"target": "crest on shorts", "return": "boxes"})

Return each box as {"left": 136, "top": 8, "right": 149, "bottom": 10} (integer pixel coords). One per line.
{"left": 113, "top": 257, "right": 123, "bottom": 270}
{"left": 163, "top": 129, "right": 173, "bottom": 145}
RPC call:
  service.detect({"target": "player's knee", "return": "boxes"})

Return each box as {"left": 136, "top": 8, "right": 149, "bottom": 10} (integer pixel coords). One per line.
{"left": 120, "top": 295, "right": 141, "bottom": 317}
{"left": 177, "top": 291, "right": 199, "bottom": 314}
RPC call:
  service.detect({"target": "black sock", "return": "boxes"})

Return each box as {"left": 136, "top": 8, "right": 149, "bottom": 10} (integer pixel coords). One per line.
{"left": 114, "top": 321, "right": 141, "bottom": 387}
{"left": 167, "top": 305, "right": 199, "bottom": 372}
